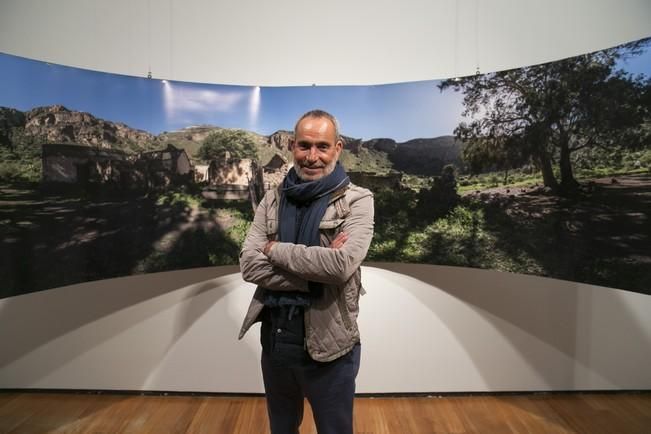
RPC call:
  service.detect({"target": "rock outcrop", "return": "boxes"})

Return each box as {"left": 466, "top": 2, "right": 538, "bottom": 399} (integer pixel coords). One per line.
{"left": 24, "top": 105, "right": 154, "bottom": 148}
{"left": 362, "top": 138, "right": 398, "bottom": 154}
{"left": 267, "top": 130, "right": 293, "bottom": 151}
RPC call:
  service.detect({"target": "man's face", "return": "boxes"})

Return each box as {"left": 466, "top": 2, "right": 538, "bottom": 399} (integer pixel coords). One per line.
{"left": 291, "top": 116, "right": 343, "bottom": 181}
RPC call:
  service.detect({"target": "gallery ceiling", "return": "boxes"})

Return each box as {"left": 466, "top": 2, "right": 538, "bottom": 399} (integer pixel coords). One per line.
{"left": 0, "top": 0, "right": 650, "bottom": 86}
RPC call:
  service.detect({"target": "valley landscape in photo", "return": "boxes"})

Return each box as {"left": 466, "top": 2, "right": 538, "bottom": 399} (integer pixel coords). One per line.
{"left": 1, "top": 37, "right": 650, "bottom": 297}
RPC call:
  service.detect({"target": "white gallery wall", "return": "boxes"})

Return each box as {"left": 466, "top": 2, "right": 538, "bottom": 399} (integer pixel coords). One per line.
{"left": 1, "top": 0, "right": 650, "bottom": 85}
{"left": 0, "top": 0, "right": 650, "bottom": 393}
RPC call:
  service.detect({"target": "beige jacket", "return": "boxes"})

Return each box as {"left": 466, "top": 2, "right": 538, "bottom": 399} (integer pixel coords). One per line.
{"left": 238, "top": 182, "right": 374, "bottom": 362}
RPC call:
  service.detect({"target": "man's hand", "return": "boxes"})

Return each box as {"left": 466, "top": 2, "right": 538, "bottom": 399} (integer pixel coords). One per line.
{"left": 263, "top": 241, "right": 278, "bottom": 256}
{"left": 330, "top": 232, "right": 348, "bottom": 249}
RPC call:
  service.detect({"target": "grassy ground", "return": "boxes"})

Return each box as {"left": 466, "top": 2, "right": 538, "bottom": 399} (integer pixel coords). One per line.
{"left": 457, "top": 147, "right": 651, "bottom": 194}
{"left": 369, "top": 173, "right": 651, "bottom": 294}
{"left": 0, "top": 183, "right": 252, "bottom": 297}
{"left": 457, "top": 167, "right": 649, "bottom": 194}
{"left": 2, "top": 168, "right": 649, "bottom": 297}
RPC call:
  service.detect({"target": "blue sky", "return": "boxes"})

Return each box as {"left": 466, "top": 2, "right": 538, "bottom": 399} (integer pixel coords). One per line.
{"left": 1, "top": 40, "right": 649, "bottom": 143}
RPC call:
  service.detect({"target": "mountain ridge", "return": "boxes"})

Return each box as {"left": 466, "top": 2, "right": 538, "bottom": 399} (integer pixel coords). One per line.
{"left": 0, "top": 105, "right": 464, "bottom": 175}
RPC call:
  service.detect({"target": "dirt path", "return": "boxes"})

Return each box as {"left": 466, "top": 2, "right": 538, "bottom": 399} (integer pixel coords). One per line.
{"left": 0, "top": 185, "right": 244, "bottom": 297}
{"left": 479, "top": 174, "right": 651, "bottom": 293}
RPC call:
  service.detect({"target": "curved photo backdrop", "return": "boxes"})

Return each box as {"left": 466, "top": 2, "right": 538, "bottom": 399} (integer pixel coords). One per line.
{"left": 1, "top": 37, "right": 650, "bottom": 298}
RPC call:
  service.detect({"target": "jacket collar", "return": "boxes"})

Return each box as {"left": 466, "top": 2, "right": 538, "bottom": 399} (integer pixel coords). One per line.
{"left": 328, "top": 184, "right": 350, "bottom": 204}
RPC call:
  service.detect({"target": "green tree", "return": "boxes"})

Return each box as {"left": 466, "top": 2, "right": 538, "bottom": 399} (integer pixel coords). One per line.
{"left": 440, "top": 39, "right": 650, "bottom": 193}
{"left": 197, "top": 129, "right": 258, "bottom": 161}
{"left": 417, "top": 164, "right": 460, "bottom": 217}
{"left": 0, "top": 128, "right": 44, "bottom": 181}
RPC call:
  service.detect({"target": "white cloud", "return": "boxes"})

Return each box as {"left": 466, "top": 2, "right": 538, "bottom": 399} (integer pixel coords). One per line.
{"left": 163, "top": 83, "right": 246, "bottom": 121}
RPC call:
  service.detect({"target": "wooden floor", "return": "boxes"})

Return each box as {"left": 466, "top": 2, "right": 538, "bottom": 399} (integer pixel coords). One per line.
{"left": 0, "top": 392, "right": 649, "bottom": 433}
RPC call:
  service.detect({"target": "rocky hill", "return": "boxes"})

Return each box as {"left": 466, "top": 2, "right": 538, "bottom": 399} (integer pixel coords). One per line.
{"left": 387, "top": 136, "right": 463, "bottom": 175}
{"left": 0, "top": 105, "right": 464, "bottom": 176}
{"left": 25, "top": 105, "right": 156, "bottom": 151}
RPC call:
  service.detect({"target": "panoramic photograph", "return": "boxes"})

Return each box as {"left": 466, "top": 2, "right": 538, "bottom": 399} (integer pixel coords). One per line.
{"left": 0, "top": 37, "right": 649, "bottom": 297}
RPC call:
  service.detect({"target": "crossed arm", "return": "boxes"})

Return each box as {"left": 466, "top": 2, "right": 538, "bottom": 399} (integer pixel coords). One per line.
{"left": 239, "top": 192, "right": 309, "bottom": 291}
{"left": 239, "top": 192, "right": 374, "bottom": 289}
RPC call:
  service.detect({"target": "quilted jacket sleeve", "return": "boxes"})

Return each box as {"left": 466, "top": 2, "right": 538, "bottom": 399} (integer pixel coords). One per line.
{"left": 238, "top": 191, "right": 309, "bottom": 292}
{"left": 266, "top": 191, "right": 374, "bottom": 285}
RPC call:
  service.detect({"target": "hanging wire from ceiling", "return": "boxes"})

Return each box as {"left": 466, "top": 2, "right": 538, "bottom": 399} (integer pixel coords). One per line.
{"left": 453, "top": 0, "right": 460, "bottom": 81}
{"left": 147, "top": 0, "right": 152, "bottom": 79}
{"left": 475, "top": 0, "right": 481, "bottom": 76}
{"left": 168, "top": 0, "right": 173, "bottom": 80}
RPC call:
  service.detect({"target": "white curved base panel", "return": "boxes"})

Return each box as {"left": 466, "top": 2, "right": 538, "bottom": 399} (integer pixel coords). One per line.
{"left": 0, "top": 264, "right": 649, "bottom": 393}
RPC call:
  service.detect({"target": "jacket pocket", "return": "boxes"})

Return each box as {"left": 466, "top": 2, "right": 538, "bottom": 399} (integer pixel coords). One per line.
{"left": 319, "top": 218, "right": 344, "bottom": 245}
{"left": 266, "top": 218, "right": 278, "bottom": 240}
{"left": 335, "top": 286, "right": 354, "bottom": 331}
{"left": 345, "top": 270, "right": 362, "bottom": 312}
{"left": 319, "top": 218, "right": 345, "bottom": 230}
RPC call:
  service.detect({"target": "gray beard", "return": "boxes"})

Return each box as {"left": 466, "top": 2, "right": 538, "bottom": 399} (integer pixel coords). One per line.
{"left": 295, "top": 158, "right": 337, "bottom": 181}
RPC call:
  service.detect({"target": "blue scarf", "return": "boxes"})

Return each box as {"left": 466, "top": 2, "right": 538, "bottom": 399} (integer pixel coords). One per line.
{"left": 262, "top": 162, "right": 350, "bottom": 307}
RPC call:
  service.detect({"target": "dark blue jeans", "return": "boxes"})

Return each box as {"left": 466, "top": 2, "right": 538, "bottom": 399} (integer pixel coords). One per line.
{"left": 260, "top": 309, "right": 361, "bottom": 434}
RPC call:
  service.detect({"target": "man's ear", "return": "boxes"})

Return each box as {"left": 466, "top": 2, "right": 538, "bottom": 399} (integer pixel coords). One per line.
{"left": 289, "top": 136, "right": 295, "bottom": 150}
{"left": 335, "top": 139, "right": 343, "bottom": 155}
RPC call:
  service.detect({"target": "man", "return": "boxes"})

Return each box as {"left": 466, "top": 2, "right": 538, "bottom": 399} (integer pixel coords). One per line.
{"left": 238, "top": 109, "right": 374, "bottom": 434}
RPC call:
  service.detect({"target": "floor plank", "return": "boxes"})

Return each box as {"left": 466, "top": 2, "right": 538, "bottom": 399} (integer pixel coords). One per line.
{"left": 0, "top": 392, "right": 648, "bottom": 434}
